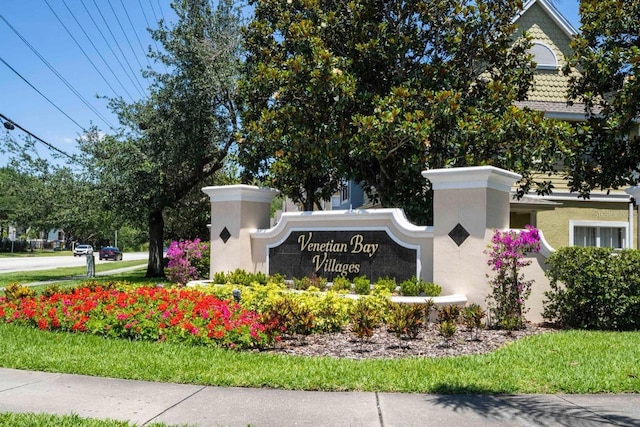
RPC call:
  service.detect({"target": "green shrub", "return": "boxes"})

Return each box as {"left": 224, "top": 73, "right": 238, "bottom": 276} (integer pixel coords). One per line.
{"left": 350, "top": 298, "right": 380, "bottom": 341}
{"left": 399, "top": 277, "right": 441, "bottom": 296}
{"left": 375, "top": 277, "right": 397, "bottom": 293}
{"left": 331, "top": 276, "right": 351, "bottom": 292}
{"left": 353, "top": 276, "right": 371, "bottom": 295}
{"left": 422, "top": 281, "right": 442, "bottom": 297}
{"left": 42, "top": 284, "right": 63, "bottom": 298}
{"left": 386, "top": 303, "right": 425, "bottom": 339}
{"left": 461, "top": 303, "right": 485, "bottom": 340}
{"left": 438, "top": 320, "right": 457, "bottom": 339}
{"left": 263, "top": 294, "right": 315, "bottom": 335}
{"left": 437, "top": 305, "right": 460, "bottom": 323}
{"left": 3, "top": 282, "right": 35, "bottom": 301}
{"left": 543, "top": 247, "right": 640, "bottom": 330}
{"left": 399, "top": 278, "right": 420, "bottom": 296}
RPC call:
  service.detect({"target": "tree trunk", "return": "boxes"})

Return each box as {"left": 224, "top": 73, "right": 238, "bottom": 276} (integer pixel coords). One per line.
{"left": 146, "top": 209, "right": 165, "bottom": 278}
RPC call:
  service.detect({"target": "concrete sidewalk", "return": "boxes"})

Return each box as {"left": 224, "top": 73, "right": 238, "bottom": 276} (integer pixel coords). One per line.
{"left": 1, "top": 368, "right": 639, "bottom": 426}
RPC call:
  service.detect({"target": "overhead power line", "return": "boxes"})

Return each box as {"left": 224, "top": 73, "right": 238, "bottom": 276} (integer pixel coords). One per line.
{"left": 59, "top": 0, "right": 136, "bottom": 103}
{"left": 91, "top": 0, "right": 147, "bottom": 97}
{"left": 0, "top": 112, "right": 78, "bottom": 162}
{"left": 0, "top": 56, "right": 86, "bottom": 132}
{"left": 120, "top": 0, "right": 153, "bottom": 70}
{"left": 107, "top": 1, "right": 147, "bottom": 78}
{"left": 1, "top": 12, "right": 115, "bottom": 130}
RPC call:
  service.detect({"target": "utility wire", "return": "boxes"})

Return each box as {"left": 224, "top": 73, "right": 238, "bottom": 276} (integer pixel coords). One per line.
{"left": 138, "top": 0, "right": 168, "bottom": 74}
{"left": 80, "top": 0, "right": 144, "bottom": 100}
{"left": 91, "top": 0, "right": 147, "bottom": 97}
{"left": 121, "top": 0, "right": 153, "bottom": 70}
{"left": 148, "top": 0, "right": 161, "bottom": 25}
{"left": 107, "top": 0, "right": 147, "bottom": 78}
{"left": 8, "top": 7, "right": 115, "bottom": 130}
{"left": 156, "top": 0, "right": 167, "bottom": 22}
{"left": 60, "top": 0, "right": 136, "bottom": 103}
{"left": 0, "top": 56, "right": 86, "bottom": 132}
{"left": 0, "top": 112, "right": 78, "bottom": 162}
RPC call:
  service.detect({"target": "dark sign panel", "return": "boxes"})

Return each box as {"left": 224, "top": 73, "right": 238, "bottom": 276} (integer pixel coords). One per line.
{"left": 268, "top": 230, "right": 417, "bottom": 282}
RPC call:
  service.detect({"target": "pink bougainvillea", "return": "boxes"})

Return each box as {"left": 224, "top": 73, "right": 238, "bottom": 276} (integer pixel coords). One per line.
{"left": 165, "top": 239, "right": 209, "bottom": 285}
{"left": 485, "top": 226, "right": 541, "bottom": 330}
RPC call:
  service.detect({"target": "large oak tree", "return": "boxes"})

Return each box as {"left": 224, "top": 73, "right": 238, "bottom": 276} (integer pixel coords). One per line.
{"left": 80, "top": 0, "right": 243, "bottom": 276}
{"left": 240, "top": 0, "right": 568, "bottom": 223}
{"left": 565, "top": 0, "right": 640, "bottom": 195}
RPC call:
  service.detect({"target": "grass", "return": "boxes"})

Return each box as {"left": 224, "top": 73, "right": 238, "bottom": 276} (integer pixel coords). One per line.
{"left": 0, "top": 261, "right": 149, "bottom": 288}
{"left": 0, "top": 412, "right": 181, "bottom": 427}
{"left": 0, "top": 250, "right": 72, "bottom": 258}
{"left": 0, "top": 323, "right": 638, "bottom": 394}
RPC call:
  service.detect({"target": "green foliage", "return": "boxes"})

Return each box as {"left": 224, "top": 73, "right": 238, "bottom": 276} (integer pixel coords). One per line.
{"left": 331, "top": 276, "right": 352, "bottom": 292}
{"left": 353, "top": 276, "right": 371, "bottom": 295}
{"left": 461, "top": 304, "right": 486, "bottom": 331}
{"left": 386, "top": 303, "right": 425, "bottom": 339}
{"left": 79, "top": 0, "right": 243, "bottom": 277}
{"left": 264, "top": 294, "right": 315, "bottom": 335}
{"left": 438, "top": 320, "right": 457, "bottom": 340}
{"left": 374, "top": 276, "right": 397, "bottom": 293}
{"left": 240, "top": 0, "right": 568, "bottom": 223}
{"left": 544, "top": 247, "right": 640, "bottom": 330}
{"left": 214, "top": 269, "right": 272, "bottom": 286}
{"left": 399, "top": 278, "right": 420, "bottom": 296}
{"left": 565, "top": 0, "right": 640, "bottom": 194}
{"left": 422, "top": 282, "right": 442, "bottom": 297}
{"left": 42, "top": 284, "right": 63, "bottom": 298}
{"left": 350, "top": 298, "right": 381, "bottom": 341}
{"left": 3, "top": 282, "right": 36, "bottom": 301}
{"left": 438, "top": 305, "right": 461, "bottom": 323}
{"left": 293, "top": 275, "right": 327, "bottom": 291}
{"left": 461, "top": 304, "right": 486, "bottom": 341}
{"left": 399, "top": 278, "right": 441, "bottom": 297}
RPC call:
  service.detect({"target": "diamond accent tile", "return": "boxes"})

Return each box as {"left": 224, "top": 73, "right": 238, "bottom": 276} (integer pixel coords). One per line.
{"left": 448, "top": 223, "right": 470, "bottom": 247}
{"left": 219, "top": 227, "right": 231, "bottom": 244}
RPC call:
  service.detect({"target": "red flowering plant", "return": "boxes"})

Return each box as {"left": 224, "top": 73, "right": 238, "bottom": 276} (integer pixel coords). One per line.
{"left": 485, "top": 226, "right": 541, "bottom": 330}
{"left": 165, "top": 239, "right": 210, "bottom": 285}
{"left": 0, "top": 284, "right": 278, "bottom": 350}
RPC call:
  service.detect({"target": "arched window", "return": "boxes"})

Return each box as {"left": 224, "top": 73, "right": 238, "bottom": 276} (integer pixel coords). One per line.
{"left": 529, "top": 42, "right": 558, "bottom": 70}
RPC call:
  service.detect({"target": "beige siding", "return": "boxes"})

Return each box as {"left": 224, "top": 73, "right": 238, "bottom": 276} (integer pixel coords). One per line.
{"left": 515, "top": 2, "right": 574, "bottom": 102}
{"left": 535, "top": 201, "right": 636, "bottom": 248}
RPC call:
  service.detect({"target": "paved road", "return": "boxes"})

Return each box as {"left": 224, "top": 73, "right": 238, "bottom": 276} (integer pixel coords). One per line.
{"left": 0, "top": 252, "right": 149, "bottom": 274}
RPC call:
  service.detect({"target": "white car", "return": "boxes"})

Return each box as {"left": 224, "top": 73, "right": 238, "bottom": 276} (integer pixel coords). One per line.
{"left": 73, "top": 244, "right": 93, "bottom": 256}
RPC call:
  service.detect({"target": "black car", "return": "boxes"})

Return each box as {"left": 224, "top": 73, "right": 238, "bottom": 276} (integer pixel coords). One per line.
{"left": 99, "top": 246, "right": 123, "bottom": 261}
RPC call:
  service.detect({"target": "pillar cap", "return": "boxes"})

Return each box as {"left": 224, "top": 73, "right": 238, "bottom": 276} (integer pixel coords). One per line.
{"left": 625, "top": 185, "right": 640, "bottom": 199}
{"left": 422, "top": 166, "right": 521, "bottom": 192}
{"left": 202, "top": 184, "right": 279, "bottom": 203}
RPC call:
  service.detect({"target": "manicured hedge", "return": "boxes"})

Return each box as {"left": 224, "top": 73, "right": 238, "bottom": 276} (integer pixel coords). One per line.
{"left": 544, "top": 247, "right": 640, "bottom": 330}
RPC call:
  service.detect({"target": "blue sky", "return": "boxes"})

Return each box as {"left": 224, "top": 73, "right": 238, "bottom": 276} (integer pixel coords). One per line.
{"left": 0, "top": 0, "right": 581, "bottom": 169}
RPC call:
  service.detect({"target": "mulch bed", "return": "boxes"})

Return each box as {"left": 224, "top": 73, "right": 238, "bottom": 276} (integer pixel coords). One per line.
{"left": 263, "top": 323, "right": 554, "bottom": 360}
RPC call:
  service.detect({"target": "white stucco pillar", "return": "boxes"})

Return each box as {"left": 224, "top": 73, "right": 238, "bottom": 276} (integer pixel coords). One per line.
{"left": 422, "top": 166, "right": 521, "bottom": 307}
{"left": 202, "top": 185, "right": 279, "bottom": 277}
{"left": 625, "top": 186, "right": 640, "bottom": 249}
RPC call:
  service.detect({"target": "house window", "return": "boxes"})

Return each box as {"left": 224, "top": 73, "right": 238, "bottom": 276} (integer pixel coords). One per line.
{"left": 340, "top": 182, "right": 350, "bottom": 203}
{"left": 529, "top": 42, "right": 558, "bottom": 70}
{"left": 569, "top": 221, "right": 628, "bottom": 249}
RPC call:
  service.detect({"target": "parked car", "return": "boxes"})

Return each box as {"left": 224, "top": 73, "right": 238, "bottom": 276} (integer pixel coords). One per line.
{"left": 99, "top": 246, "right": 123, "bottom": 261}
{"left": 73, "top": 244, "right": 93, "bottom": 257}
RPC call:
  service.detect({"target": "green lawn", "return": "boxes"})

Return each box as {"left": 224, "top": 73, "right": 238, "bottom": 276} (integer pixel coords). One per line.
{"left": 0, "top": 261, "right": 149, "bottom": 288}
{"left": 0, "top": 412, "right": 180, "bottom": 427}
{"left": 0, "top": 250, "right": 72, "bottom": 258}
{"left": 0, "top": 323, "right": 638, "bottom": 394}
